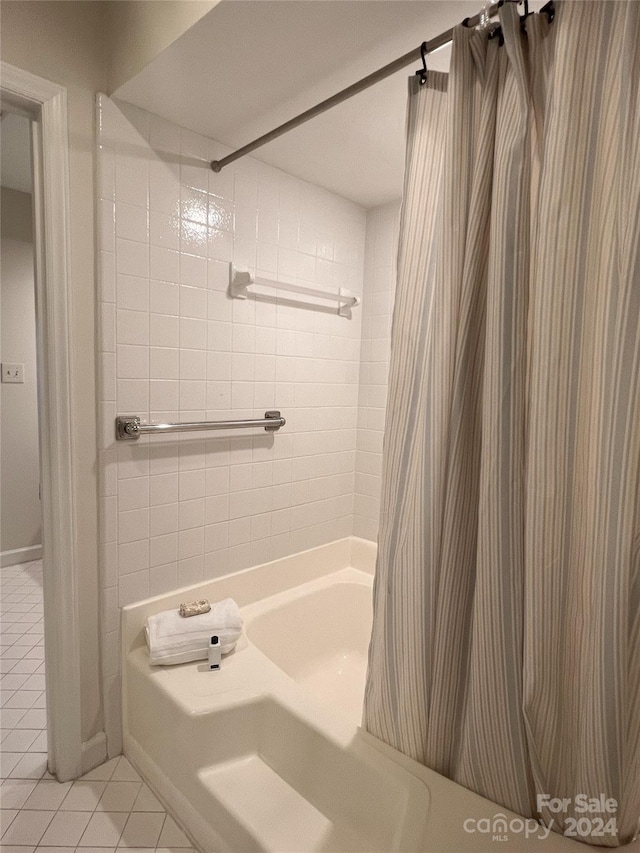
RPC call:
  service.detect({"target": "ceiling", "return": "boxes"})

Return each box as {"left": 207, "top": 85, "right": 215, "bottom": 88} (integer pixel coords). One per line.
{"left": 114, "top": 1, "right": 484, "bottom": 208}
{"left": 0, "top": 112, "right": 32, "bottom": 195}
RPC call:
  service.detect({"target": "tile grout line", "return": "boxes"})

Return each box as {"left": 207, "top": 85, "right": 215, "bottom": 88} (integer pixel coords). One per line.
{"left": 1, "top": 561, "right": 195, "bottom": 852}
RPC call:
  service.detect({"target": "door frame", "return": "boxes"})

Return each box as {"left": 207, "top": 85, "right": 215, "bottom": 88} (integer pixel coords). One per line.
{"left": 1, "top": 61, "right": 83, "bottom": 781}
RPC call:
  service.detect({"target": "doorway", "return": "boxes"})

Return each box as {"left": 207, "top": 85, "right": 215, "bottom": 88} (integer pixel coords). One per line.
{"left": 1, "top": 61, "right": 84, "bottom": 783}
{"left": 0, "top": 108, "right": 48, "bottom": 780}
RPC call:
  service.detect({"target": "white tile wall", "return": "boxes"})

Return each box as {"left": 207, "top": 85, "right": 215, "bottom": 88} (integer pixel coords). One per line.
{"left": 353, "top": 203, "right": 401, "bottom": 541}
{"left": 96, "top": 96, "right": 368, "bottom": 751}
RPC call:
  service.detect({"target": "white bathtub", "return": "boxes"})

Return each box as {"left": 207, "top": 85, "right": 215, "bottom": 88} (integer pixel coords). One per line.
{"left": 244, "top": 573, "right": 372, "bottom": 724}
{"left": 122, "top": 538, "right": 583, "bottom": 853}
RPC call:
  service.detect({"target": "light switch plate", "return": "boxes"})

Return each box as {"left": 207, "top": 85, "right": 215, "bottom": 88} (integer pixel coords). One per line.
{"left": 1, "top": 363, "right": 24, "bottom": 384}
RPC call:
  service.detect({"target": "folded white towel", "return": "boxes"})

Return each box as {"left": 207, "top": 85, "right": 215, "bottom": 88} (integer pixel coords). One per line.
{"left": 145, "top": 597, "right": 243, "bottom": 666}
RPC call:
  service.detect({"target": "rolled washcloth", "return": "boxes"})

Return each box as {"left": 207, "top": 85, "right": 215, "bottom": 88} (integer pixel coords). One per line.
{"left": 145, "top": 597, "right": 243, "bottom": 666}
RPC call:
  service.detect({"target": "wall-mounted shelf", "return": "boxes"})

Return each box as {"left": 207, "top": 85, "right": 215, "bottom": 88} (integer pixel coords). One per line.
{"left": 228, "top": 263, "right": 360, "bottom": 318}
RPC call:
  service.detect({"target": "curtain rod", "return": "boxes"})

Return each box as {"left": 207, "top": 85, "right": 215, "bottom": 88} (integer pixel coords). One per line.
{"left": 210, "top": 1, "right": 507, "bottom": 173}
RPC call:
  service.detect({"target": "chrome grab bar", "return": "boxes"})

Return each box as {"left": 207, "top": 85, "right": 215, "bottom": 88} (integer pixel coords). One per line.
{"left": 115, "top": 411, "right": 285, "bottom": 441}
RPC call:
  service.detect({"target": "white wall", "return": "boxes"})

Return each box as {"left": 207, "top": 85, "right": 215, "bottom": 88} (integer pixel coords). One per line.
{"left": 354, "top": 202, "right": 400, "bottom": 541}
{"left": 96, "top": 96, "right": 366, "bottom": 750}
{"left": 0, "top": 186, "right": 42, "bottom": 560}
{"left": 105, "top": 0, "right": 219, "bottom": 93}
{"left": 0, "top": 0, "right": 105, "bottom": 757}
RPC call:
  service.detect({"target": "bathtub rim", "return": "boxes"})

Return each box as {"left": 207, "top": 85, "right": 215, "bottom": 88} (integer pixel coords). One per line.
{"left": 121, "top": 536, "right": 375, "bottom": 658}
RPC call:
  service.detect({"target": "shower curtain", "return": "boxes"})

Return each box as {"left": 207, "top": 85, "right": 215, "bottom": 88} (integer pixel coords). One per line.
{"left": 364, "top": 1, "right": 640, "bottom": 846}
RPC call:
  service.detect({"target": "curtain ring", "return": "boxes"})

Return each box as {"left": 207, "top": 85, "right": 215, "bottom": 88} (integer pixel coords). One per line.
{"left": 488, "top": 24, "right": 504, "bottom": 46}
{"left": 414, "top": 42, "right": 428, "bottom": 86}
{"left": 541, "top": 0, "right": 555, "bottom": 23}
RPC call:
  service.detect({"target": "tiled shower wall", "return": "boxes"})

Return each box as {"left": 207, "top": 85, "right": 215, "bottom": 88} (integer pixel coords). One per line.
{"left": 96, "top": 95, "right": 367, "bottom": 751}
{"left": 353, "top": 203, "right": 400, "bottom": 541}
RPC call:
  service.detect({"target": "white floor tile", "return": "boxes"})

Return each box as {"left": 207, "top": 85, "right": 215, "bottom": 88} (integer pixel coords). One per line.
{"left": 118, "top": 811, "right": 165, "bottom": 848}
{"left": 23, "top": 647, "right": 44, "bottom": 661}
{"left": 76, "top": 847, "right": 117, "bottom": 853}
{"left": 2, "top": 691, "right": 41, "bottom": 709}
{"left": 0, "top": 565, "right": 186, "bottom": 853}
{"left": 9, "top": 660, "right": 41, "bottom": 676}
{"left": 22, "top": 779, "right": 72, "bottom": 810}
{"left": 9, "top": 751, "right": 47, "bottom": 780}
{"left": 110, "top": 758, "right": 141, "bottom": 783}
{"left": 27, "top": 730, "right": 47, "bottom": 752}
{"left": 37, "top": 846, "right": 77, "bottom": 853}
{"left": 157, "top": 816, "right": 191, "bottom": 848}
{"left": 119, "top": 848, "right": 162, "bottom": 853}
{"left": 60, "top": 779, "right": 107, "bottom": 811}
{"left": 20, "top": 675, "right": 45, "bottom": 692}
{"left": 17, "top": 615, "right": 42, "bottom": 626}
{"left": 0, "top": 691, "right": 16, "bottom": 708}
{"left": 1, "top": 729, "right": 39, "bottom": 752}
{"left": 0, "top": 675, "right": 31, "bottom": 692}
{"left": 75, "top": 847, "right": 117, "bottom": 853}
{"left": 0, "top": 807, "right": 54, "bottom": 845}
{"left": 79, "top": 811, "right": 128, "bottom": 847}
{"left": 98, "top": 781, "right": 142, "bottom": 813}
{"left": 0, "top": 708, "right": 27, "bottom": 728}
{"left": 0, "top": 779, "right": 37, "bottom": 808}
{"left": 0, "top": 752, "right": 22, "bottom": 779}
{"left": 80, "top": 757, "right": 119, "bottom": 782}
{"left": 39, "top": 809, "right": 92, "bottom": 845}
{"left": 31, "top": 692, "right": 46, "bottom": 709}
{"left": 14, "top": 709, "right": 47, "bottom": 730}
{"left": 132, "top": 783, "right": 164, "bottom": 812}
{"left": 0, "top": 807, "right": 18, "bottom": 834}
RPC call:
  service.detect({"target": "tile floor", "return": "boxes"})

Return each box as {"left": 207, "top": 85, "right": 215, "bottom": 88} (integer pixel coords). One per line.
{"left": 1, "top": 561, "right": 196, "bottom": 852}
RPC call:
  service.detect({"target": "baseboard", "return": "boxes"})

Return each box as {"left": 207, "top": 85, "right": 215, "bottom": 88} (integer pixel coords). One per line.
{"left": 81, "top": 731, "right": 108, "bottom": 776}
{"left": 1, "top": 544, "right": 43, "bottom": 568}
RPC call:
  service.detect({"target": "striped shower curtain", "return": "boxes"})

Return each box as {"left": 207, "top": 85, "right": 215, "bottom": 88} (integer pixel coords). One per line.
{"left": 364, "top": 2, "right": 640, "bottom": 845}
